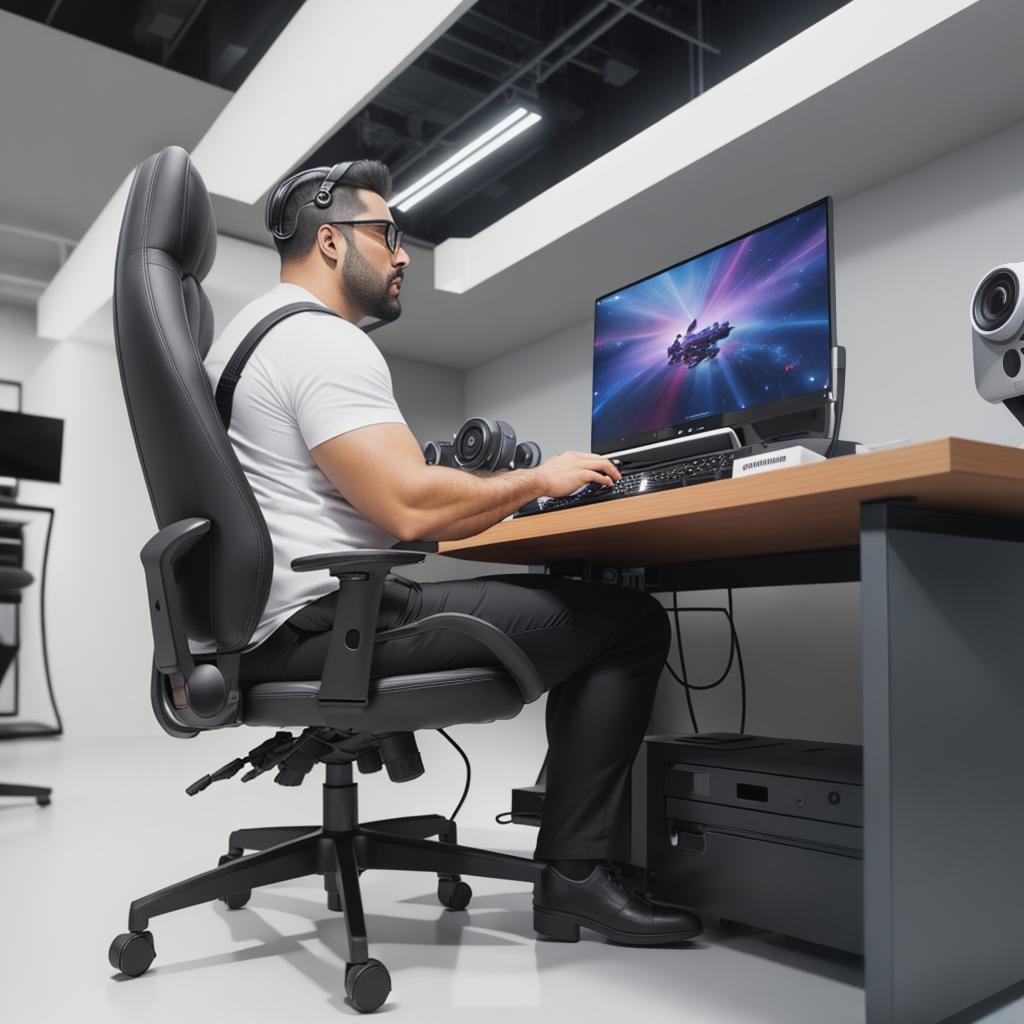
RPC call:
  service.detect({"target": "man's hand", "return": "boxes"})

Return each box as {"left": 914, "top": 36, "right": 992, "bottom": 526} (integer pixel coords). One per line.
{"left": 532, "top": 450, "right": 621, "bottom": 497}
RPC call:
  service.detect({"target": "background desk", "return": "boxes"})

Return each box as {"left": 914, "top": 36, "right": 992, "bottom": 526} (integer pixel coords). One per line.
{"left": 440, "top": 437, "right": 1024, "bottom": 1024}
{"left": 0, "top": 502, "right": 61, "bottom": 738}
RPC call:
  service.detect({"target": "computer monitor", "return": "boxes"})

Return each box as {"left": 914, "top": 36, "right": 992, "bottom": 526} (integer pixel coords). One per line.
{"left": 0, "top": 411, "right": 64, "bottom": 488}
{"left": 591, "top": 197, "right": 836, "bottom": 456}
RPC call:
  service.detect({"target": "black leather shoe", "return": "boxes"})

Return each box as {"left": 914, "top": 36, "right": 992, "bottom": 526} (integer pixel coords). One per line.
{"left": 533, "top": 863, "right": 702, "bottom": 945}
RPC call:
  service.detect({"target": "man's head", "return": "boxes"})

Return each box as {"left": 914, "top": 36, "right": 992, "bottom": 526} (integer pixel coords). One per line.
{"left": 266, "top": 160, "right": 409, "bottom": 322}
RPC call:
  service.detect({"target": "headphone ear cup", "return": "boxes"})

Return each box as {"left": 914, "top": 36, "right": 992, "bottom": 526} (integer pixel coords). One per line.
{"left": 454, "top": 418, "right": 492, "bottom": 470}
{"left": 513, "top": 441, "right": 542, "bottom": 469}
{"left": 492, "top": 420, "right": 517, "bottom": 472}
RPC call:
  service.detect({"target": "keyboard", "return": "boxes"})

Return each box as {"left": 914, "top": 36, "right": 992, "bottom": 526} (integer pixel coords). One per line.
{"left": 515, "top": 449, "right": 746, "bottom": 517}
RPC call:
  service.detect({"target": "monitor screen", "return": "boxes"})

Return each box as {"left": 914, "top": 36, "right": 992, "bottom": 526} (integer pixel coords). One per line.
{"left": 591, "top": 198, "right": 834, "bottom": 454}
{"left": 0, "top": 411, "right": 64, "bottom": 484}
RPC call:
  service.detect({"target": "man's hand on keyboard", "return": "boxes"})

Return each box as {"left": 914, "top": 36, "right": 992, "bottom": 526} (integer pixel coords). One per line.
{"left": 534, "top": 451, "right": 622, "bottom": 497}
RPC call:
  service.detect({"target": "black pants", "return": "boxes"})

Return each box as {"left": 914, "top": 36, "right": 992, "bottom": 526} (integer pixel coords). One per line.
{"left": 240, "top": 573, "right": 671, "bottom": 862}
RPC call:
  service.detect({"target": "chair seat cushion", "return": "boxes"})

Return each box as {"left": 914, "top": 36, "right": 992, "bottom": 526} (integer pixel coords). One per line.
{"left": 243, "top": 666, "right": 526, "bottom": 731}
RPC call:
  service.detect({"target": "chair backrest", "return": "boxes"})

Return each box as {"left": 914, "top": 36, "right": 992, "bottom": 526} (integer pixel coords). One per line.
{"left": 113, "top": 145, "right": 272, "bottom": 652}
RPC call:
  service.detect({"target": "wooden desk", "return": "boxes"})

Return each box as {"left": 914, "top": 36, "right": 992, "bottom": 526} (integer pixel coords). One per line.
{"left": 440, "top": 437, "right": 1024, "bottom": 566}
{"left": 441, "top": 438, "right": 1024, "bottom": 1024}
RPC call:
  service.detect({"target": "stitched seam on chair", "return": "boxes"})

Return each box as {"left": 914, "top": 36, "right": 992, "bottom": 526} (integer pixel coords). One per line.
{"left": 136, "top": 151, "right": 269, "bottom": 649}
{"left": 179, "top": 165, "right": 189, "bottom": 269}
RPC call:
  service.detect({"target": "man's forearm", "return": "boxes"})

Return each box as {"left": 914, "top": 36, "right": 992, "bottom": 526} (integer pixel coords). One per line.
{"left": 405, "top": 466, "right": 546, "bottom": 541}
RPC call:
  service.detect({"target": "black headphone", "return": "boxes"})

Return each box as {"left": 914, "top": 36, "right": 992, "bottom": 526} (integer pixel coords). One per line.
{"left": 265, "top": 161, "right": 354, "bottom": 241}
{"left": 424, "top": 418, "right": 542, "bottom": 472}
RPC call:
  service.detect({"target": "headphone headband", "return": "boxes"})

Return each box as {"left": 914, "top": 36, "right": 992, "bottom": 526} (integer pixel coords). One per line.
{"left": 265, "top": 161, "right": 355, "bottom": 241}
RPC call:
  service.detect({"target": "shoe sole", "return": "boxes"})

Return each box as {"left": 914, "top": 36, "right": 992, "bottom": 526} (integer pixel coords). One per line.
{"left": 534, "top": 906, "right": 702, "bottom": 946}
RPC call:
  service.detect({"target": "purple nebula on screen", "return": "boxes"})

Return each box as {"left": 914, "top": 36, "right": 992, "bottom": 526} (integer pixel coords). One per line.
{"left": 592, "top": 202, "right": 831, "bottom": 451}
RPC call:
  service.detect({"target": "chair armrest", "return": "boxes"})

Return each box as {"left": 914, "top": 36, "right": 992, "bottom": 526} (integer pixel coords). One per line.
{"left": 141, "top": 518, "right": 209, "bottom": 685}
{"left": 376, "top": 612, "right": 545, "bottom": 703}
{"left": 140, "top": 517, "right": 242, "bottom": 729}
{"left": 289, "top": 548, "right": 427, "bottom": 716}
{"left": 292, "top": 548, "right": 426, "bottom": 574}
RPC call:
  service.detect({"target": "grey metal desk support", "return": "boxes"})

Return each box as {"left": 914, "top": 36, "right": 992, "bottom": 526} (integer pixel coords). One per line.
{"left": 859, "top": 501, "right": 1024, "bottom": 1024}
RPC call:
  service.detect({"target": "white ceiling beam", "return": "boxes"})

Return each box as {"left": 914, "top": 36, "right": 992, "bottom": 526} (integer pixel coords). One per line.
{"left": 190, "top": 0, "right": 477, "bottom": 204}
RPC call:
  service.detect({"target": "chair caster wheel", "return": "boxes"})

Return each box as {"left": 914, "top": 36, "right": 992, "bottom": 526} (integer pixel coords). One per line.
{"left": 438, "top": 877, "right": 472, "bottom": 910}
{"left": 36, "top": 795, "right": 50, "bottom": 806}
{"left": 345, "top": 958, "right": 391, "bottom": 1013}
{"left": 217, "top": 853, "right": 251, "bottom": 909}
{"left": 109, "top": 930, "right": 156, "bottom": 977}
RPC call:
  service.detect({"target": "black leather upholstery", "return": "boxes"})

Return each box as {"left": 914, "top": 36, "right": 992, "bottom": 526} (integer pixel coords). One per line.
{"left": 113, "top": 146, "right": 528, "bottom": 734}
{"left": 245, "top": 667, "right": 524, "bottom": 731}
{"left": 113, "top": 146, "right": 271, "bottom": 651}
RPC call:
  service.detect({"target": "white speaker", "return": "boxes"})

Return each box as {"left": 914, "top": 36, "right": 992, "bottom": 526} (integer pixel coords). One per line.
{"left": 971, "top": 263, "right": 1024, "bottom": 404}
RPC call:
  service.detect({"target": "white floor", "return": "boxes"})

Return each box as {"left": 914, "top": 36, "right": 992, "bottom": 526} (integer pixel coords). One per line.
{"left": 1, "top": 737, "right": 1021, "bottom": 1024}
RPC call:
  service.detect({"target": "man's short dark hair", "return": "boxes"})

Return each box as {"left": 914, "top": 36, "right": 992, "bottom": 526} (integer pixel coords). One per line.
{"left": 272, "top": 160, "right": 392, "bottom": 263}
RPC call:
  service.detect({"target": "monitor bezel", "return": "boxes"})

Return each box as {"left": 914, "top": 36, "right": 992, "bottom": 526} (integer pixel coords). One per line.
{"left": 590, "top": 196, "right": 837, "bottom": 456}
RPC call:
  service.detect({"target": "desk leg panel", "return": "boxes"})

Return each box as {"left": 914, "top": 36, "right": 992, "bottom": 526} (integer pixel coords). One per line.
{"left": 862, "top": 507, "right": 1024, "bottom": 1024}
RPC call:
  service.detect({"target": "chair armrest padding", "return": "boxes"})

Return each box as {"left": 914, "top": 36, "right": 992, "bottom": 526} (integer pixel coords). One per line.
{"left": 291, "top": 549, "right": 425, "bottom": 574}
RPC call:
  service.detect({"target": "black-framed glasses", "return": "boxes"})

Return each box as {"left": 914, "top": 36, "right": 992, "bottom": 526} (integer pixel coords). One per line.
{"left": 327, "top": 220, "right": 404, "bottom": 254}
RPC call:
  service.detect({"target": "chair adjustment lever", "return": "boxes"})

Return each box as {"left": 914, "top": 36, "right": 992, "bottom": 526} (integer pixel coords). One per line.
{"left": 185, "top": 731, "right": 296, "bottom": 795}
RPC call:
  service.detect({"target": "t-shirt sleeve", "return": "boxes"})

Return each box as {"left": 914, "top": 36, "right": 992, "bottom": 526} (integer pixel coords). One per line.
{"left": 277, "top": 318, "right": 407, "bottom": 450}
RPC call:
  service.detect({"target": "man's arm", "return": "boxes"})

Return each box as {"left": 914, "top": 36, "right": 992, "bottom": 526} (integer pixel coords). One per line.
{"left": 311, "top": 422, "right": 620, "bottom": 542}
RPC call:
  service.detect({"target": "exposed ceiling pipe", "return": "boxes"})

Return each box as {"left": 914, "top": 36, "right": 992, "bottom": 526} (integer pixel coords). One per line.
{"left": 606, "top": 0, "right": 721, "bottom": 54}
{"left": 163, "top": 0, "right": 211, "bottom": 63}
{"left": 389, "top": 1, "right": 611, "bottom": 180}
{"left": 536, "top": 0, "right": 645, "bottom": 86}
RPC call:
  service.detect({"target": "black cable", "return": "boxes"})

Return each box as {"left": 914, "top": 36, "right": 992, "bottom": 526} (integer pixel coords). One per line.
{"left": 436, "top": 727, "right": 471, "bottom": 821}
{"left": 669, "top": 599, "right": 700, "bottom": 733}
{"left": 670, "top": 607, "right": 736, "bottom": 689}
{"left": 728, "top": 589, "right": 747, "bottom": 733}
{"left": 666, "top": 590, "right": 748, "bottom": 734}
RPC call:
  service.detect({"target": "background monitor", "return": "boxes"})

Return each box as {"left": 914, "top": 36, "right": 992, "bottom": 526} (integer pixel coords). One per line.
{"left": 591, "top": 197, "right": 836, "bottom": 455}
{"left": 0, "top": 411, "right": 65, "bottom": 486}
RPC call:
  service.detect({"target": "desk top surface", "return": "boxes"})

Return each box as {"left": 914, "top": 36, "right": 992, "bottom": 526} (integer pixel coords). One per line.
{"left": 438, "top": 438, "right": 1024, "bottom": 567}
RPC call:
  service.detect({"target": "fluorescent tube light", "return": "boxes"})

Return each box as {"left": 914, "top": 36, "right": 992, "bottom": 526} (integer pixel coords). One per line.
{"left": 394, "top": 110, "right": 542, "bottom": 213}
{"left": 389, "top": 107, "right": 531, "bottom": 207}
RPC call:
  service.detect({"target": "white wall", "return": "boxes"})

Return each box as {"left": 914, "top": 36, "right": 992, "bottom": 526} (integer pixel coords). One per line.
{"left": 465, "top": 114, "right": 1024, "bottom": 746}
{"left": 0, "top": 307, "right": 476, "bottom": 738}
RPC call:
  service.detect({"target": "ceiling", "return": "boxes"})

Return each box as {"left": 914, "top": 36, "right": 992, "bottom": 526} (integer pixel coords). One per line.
{"left": 7, "top": 1, "right": 1008, "bottom": 375}
{"left": 2, "top": 0, "right": 850, "bottom": 251}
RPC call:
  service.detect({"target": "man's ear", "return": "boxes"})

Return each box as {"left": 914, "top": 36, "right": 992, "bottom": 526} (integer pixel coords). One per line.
{"left": 316, "top": 223, "right": 342, "bottom": 265}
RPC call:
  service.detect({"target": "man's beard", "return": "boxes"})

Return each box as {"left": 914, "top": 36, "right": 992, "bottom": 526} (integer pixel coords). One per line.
{"left": 342, "top": 244, "right": 402, "bottom": 322}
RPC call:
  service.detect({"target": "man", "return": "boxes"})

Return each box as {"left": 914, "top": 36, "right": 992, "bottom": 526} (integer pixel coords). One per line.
{"left": 204, "top": 159, "right": 701, "bottom": 946}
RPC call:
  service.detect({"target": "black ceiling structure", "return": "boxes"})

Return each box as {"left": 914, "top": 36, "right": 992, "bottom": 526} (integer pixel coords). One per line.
{"left": 3, "top": 0, "right": 850, "bottom": 245}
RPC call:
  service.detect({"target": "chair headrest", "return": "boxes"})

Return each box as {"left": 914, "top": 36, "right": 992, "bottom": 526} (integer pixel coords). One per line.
{"left": 120, "top": 146, "right": 216, "bottom": 282}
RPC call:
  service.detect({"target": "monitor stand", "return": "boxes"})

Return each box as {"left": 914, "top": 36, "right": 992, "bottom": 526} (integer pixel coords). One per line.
{"left": 609, "top": 426, "right": 743, "bottom": 470}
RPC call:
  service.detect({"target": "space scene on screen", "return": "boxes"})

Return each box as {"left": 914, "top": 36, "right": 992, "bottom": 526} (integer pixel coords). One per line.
{"left": 591, "top": 202, "right": 832, "bottom": 451}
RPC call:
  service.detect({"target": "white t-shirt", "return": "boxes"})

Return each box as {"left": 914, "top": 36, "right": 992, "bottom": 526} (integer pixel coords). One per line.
{"left": 201, "top": 282, "right": 406, "bottom": 651}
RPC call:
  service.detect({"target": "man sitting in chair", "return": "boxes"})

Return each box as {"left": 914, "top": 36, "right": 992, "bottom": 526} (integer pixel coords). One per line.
{"left": 203, "top": 159, "right": 702, "bottom": 947}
